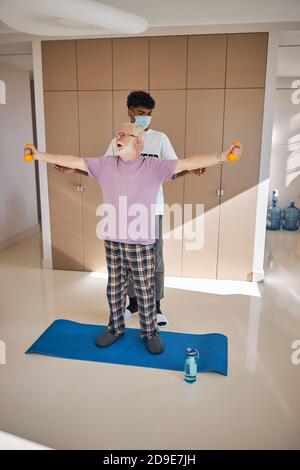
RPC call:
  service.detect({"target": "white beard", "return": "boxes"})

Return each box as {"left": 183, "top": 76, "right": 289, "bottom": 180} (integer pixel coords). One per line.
{"left": 118, "top": 142, "right": 136, "bottom": 159}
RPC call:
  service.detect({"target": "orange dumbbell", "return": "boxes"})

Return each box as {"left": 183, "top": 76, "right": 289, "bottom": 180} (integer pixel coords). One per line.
{"left": 24, "top": 143, "right": 34, "bottom": 162}
{"left": 227, "top": 141, "right": 242, "bottom": 163}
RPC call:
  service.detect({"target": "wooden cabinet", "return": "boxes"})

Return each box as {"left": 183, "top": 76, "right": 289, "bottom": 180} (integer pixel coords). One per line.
{"left": 81, "top": 177, "right": 106, "bottom": 273}
{"left": 44, "top": 91, "right": 83, "bottom": 270}
{"left": 226, "top": 33, "right": 268, "bottom": 88}
{"left": 183, "top": 90, "right": 225, "bottom": 278}
{"left": 187, "top": 35, "right": 227, "bottom": 89}
{"left": 42, "top": 41, "right": 77, "bottom": 91}
{"left": 42, "top": 33, "right": 268, "bottom": 280}
{"left": 113, "top": 90, "right": 136, "bottom": 133}
{"left": 78, "top": 91, "right": 113, "bottom": 272}
{"left": 77, "top": 39, "right": 112, "bottom": 90}
{"left": 150, "top": 90, "right": 186, "bottom": 156}
{"left": 218, "top": 89, "right": 265, "bottom": 280}
{"left": 78, "top": 91, "right": 113, "bottom": 157}
{"left": 149, "top": 36, "right": 187, "bottom": 89}
{"left": 149, "top": 90, "right": 186, "bottom": 276}
{"left": 113, "top": 38, "right": 149, "bottom": 90}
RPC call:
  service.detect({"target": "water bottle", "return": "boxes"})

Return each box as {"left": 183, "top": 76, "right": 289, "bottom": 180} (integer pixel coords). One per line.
{"left": 266, "top": 199, "right": 282, "bottom": 230}
{"left": 282, "top": 201, "right": 299, "bottom": 231}
{"left": 184, "top": 347, "right": 199, "bottom": 384}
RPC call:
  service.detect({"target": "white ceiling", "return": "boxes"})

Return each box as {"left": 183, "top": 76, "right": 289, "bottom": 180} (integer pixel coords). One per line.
{"left": 1, "top": 1, "right": 300, "bottom": 77}
{"left": 89, "top": 0, "right": 300, "bottom": 26}
{"left": 0, "top": 0, "right": 300, "bottom": 36}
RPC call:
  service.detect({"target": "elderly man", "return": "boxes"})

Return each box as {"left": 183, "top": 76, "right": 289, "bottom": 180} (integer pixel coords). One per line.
{"left": 25, "top": 123, "right": 241, "bottom": 354}
{"left": 55, "top": 90, "right": 206, "bottom": 328}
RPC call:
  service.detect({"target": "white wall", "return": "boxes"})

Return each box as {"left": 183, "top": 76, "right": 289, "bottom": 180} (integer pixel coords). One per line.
{"left": 269, "top": 77, "right": 300, "bottom": 210}
{"left": 0, "top": 60, "right": 38, "bottom": 251}
{"left": 268, "top": 40, "right": 300, "bottom": 210}
{"left": 252, "top": 31, "right": 279, "bottom": 282}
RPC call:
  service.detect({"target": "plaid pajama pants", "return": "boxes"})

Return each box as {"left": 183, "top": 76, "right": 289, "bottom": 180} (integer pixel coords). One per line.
{"left": 104, "top": 240, "right": 159, "bottom": 339}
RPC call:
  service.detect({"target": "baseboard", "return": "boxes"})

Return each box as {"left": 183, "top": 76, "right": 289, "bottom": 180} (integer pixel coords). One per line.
{"left": 0, "top": 224, "right": 40, "bottom": 252}
{"left": 251, "top": 270, "right": 265, "bottom": 282}
{"left": 42, "top": 258, "right": 52, "bottom": 269}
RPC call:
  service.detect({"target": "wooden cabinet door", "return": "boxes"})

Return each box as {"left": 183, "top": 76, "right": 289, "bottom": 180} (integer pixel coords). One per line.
{"left": 77, "top": 39, "right": 112, "bottom": 91}
{"left": 182, "top": 90, "right": 225, "bottom": 278}
{"left": 226, "top": 33, "right": 268, "bottom": 88}
{"left": 218, "top": 89, "right": 265, "bottom": 280}
{"left": 149, "top": 90, "right": 186, "bottom": 276}
{"left": 113, "top": 90, "right": 138, "bottom": 133}
{"left": 81, "top": 177, "right": 107, "bottom": 273}
{"left": 78, "top": 91, "right": 113, "bottom": 272}
{"left": 113, "top": 38, "right": 149, "bottom": 90}
{"left": 187, "top": 35, "right": 227, "bottom": 89}
{"left": 150, "top": 36, "right": 187, "bottom": 90}
{"left": 42, "top": 41, "right": 77, "bottom": 91}
{"left": 44, "top": 91, "right": 83, "bottom": 270}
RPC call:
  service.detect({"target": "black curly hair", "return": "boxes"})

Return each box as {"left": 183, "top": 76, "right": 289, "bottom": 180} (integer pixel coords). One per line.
{"left": 127, "top": 90, "right": 155, "bottom": 110}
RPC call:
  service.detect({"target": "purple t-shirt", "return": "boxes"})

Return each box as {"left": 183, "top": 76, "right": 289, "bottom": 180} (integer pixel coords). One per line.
{"left": 84, "top": 155, "right": 177, "bottom": 245}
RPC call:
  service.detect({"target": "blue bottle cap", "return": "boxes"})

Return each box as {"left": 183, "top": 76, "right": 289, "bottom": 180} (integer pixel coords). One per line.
{"left": 186, "top": 347, "right": 198, "bottom": 357}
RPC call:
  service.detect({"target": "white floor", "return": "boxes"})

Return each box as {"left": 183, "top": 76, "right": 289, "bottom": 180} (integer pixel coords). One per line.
{"left": 0, "top": 230, "right": 299, "bottom": 450}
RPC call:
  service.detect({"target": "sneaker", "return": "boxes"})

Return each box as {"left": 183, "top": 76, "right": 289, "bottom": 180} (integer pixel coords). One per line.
{"left": 95, "top": 330, "right": 124, "bottom": 348}
{"left": 144, "top": 334, "right": 164, "bottom": 354}
{"left": 124, "top": 308, "right": 138, "bottom": 321}
{"left": 124, "top": 297, "right": 138, "bottom": 321}
{"left": 157, "top": 312, "right": 168, "bottom": 327}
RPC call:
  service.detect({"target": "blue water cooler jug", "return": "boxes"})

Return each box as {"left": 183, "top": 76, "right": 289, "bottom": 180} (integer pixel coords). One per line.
{"left": 282, "top": 201, "right": 299, "bottom": 231}
{"left": 266, "top": 196, "right": 282, "bottom": 231}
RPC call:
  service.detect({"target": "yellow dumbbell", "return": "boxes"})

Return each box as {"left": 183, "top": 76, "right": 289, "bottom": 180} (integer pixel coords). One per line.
{"left": 24, "top": 143, "right": 34, "bottom": 162}
{"left": 227, "top": 141, "right": 242, "bottom": 163}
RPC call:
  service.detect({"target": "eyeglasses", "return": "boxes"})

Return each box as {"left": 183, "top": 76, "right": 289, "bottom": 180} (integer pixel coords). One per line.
{"left": 114, "top": 132, "right": 138, "bottom": 139}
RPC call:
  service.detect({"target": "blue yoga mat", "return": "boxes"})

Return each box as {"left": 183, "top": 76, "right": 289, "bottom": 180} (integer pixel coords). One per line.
{"left": 26, "top": 320, "right": 228, "bottom": 375}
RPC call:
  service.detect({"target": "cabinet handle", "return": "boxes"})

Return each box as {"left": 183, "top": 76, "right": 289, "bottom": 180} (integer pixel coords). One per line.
{"left": 216, "top": 188, "right": 224, "bottom": 197}
{"left": 76, "top": 184, "right": 85, "bottom": 192}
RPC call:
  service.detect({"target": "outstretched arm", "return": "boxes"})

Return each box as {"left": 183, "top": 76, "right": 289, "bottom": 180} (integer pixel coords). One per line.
{"left": 24, "top": 144, "right": 88, "bottom": 173}
{"left": 53, "top": 138, "right": 115, "bottom": 176}
{"left": 176, "top": 168, "right": 206, "bottom": 177}
{"left": 54, "top": 165, "right": 88, "bottom": 176}
{"left": 174, "top": 143, "right": 242, "bottom": 175}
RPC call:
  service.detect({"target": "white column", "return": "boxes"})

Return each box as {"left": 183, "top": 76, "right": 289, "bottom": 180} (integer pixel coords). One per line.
{"left": 32, "top": 39, "right": 53, "bottom": 269}
{"left": 252, "top": 32, "right": 279, "bottom": 282}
